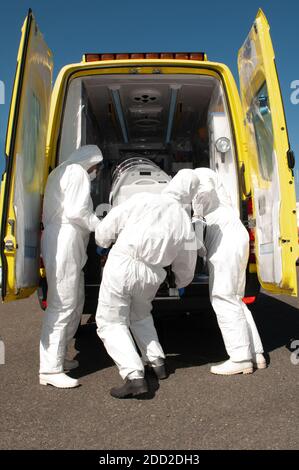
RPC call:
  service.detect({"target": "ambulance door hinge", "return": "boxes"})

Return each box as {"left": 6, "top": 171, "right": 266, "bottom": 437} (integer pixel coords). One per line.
{"left": 247, "top": 219, "right": 256, "bottom": 229}
{"left": 4, "top": 240, "right": 15, "bottom": 251}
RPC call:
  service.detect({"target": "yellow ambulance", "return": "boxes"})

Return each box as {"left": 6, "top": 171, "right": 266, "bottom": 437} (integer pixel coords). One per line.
{"left": 0, "top": 8, "right": 297, "bottom": 313}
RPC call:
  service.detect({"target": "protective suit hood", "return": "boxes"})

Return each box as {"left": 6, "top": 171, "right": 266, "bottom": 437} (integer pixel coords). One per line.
{"left": 64, "top": 145, "right": 103, "bottom": 171}
{"left": 162, "top": 169, "right": 200, "bottom": 205}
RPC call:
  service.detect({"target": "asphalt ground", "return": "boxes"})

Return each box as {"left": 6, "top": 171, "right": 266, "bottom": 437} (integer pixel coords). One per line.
{"left": 0, "top": 269, "right": 298, "bottom": 450}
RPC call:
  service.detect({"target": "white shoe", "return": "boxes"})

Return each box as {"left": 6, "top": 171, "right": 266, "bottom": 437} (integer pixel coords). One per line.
{"left": 64, "top": 359, "right": 79, "bottom": 371}
{"left": 210, "top": 359, "right": 253, "bottom": 375}
{"left": 39, "top": 372, "right": 80, "bottom": 388}
{"left": 253, "top": 353, "right": 267, "bottom": 370}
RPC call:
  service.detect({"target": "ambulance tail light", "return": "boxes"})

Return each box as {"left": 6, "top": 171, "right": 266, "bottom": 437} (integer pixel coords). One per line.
{"left": 247, "top": 197, "right": 256, "bottom": 264}
{"left": 39, "top": 256, "right": 48, "bottom": 311}
{"left": 242, "top": 296, "right": 256, "bottom": 305}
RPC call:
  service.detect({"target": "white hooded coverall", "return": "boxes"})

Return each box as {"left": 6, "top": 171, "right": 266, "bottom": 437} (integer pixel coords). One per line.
{"left": 95, "top": 169, "right": 200, "bottom": 380}
{"left": 40, "top": 145, "right": 103, "bottom": 373}
{"left": 193, "top": 168, "right": 263, "bottom": 361}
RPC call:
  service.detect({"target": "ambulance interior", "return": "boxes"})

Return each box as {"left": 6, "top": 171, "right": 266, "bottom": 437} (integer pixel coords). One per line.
{"left": 57, "top": 73, "right": 240, "bottom": 302}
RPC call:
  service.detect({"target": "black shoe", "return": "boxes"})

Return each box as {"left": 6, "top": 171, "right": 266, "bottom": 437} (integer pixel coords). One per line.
{"left": 110, "top": 378, "right": 148, "bottom": 399}
{"left": 148, "top": 359, "right": 169, "bottom": 380}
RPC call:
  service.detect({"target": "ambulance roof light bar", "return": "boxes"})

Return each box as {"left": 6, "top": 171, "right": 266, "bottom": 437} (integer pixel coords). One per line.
{"left": 82, "top": 52, "right": 207, "bottom": 62}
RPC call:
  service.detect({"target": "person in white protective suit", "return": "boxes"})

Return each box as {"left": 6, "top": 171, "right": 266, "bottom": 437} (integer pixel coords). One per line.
{"left": 95, "top": 169, "right": 200, "bottom": 398}
{"left": 39, "top": 145, "right": 103, "bottom": 389}
{"left": 192, "top": 168, "right": 266, "bottom": 375}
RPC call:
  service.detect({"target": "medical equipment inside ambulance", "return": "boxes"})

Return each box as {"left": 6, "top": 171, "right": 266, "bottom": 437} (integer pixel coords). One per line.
{"left": 102, "top": 157, "right": 178, "bottom": 298}
{"left": 109, "top": 156, "right": 171, "bottom": 206}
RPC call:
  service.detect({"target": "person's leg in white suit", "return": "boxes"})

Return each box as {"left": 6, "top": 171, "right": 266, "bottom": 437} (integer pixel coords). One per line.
{"left": 130, "top": 262, "right": 164, "bottom": 360}
{"left": 96, "top": 255, "right": 144, "bottom": 380}
{"left": 129, "top": 265, "right": 167, "bottom": 379}
{"left": 64, "top": 271, "right": 85, "bottom": 370}
{"left": 207, "top": 222, "right": 264, "bottom": 375}
{"left": 236, "top": 237, "right": 265, "bottom": 365}
{"left": 66, "top": 271, "right": 85, "bottom": 346}
{"left": 210, "top": 293, "right": 252, "bottom": 362}
{"left": 96, "top": 252, "right": 166, "bottom": 397}
{"left": 39, "top": 227, "right": 83, "bottom": 387}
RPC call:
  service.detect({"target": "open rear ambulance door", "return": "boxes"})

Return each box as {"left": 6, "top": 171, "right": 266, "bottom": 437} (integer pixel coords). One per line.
{"left": 0, "top": 10, "right": 53, "bottom": 301}
{"left": 238, "top": 9, "right": 298, "bottom": 296}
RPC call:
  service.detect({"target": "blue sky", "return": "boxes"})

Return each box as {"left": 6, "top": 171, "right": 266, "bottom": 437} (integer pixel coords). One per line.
{"left": 0, "top": 0, "right": 298, "bottom": 198}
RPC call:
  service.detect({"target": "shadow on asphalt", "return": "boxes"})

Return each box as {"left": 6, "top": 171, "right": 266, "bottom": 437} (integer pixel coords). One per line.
{"left": 71, "top": 320, "right": 161, "bottom": 398}
{"left": 251, "top": 293, "right": 299, "bottom": 356}
{"left": 71, "top": 292, "right": 299, "bottom": 380}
